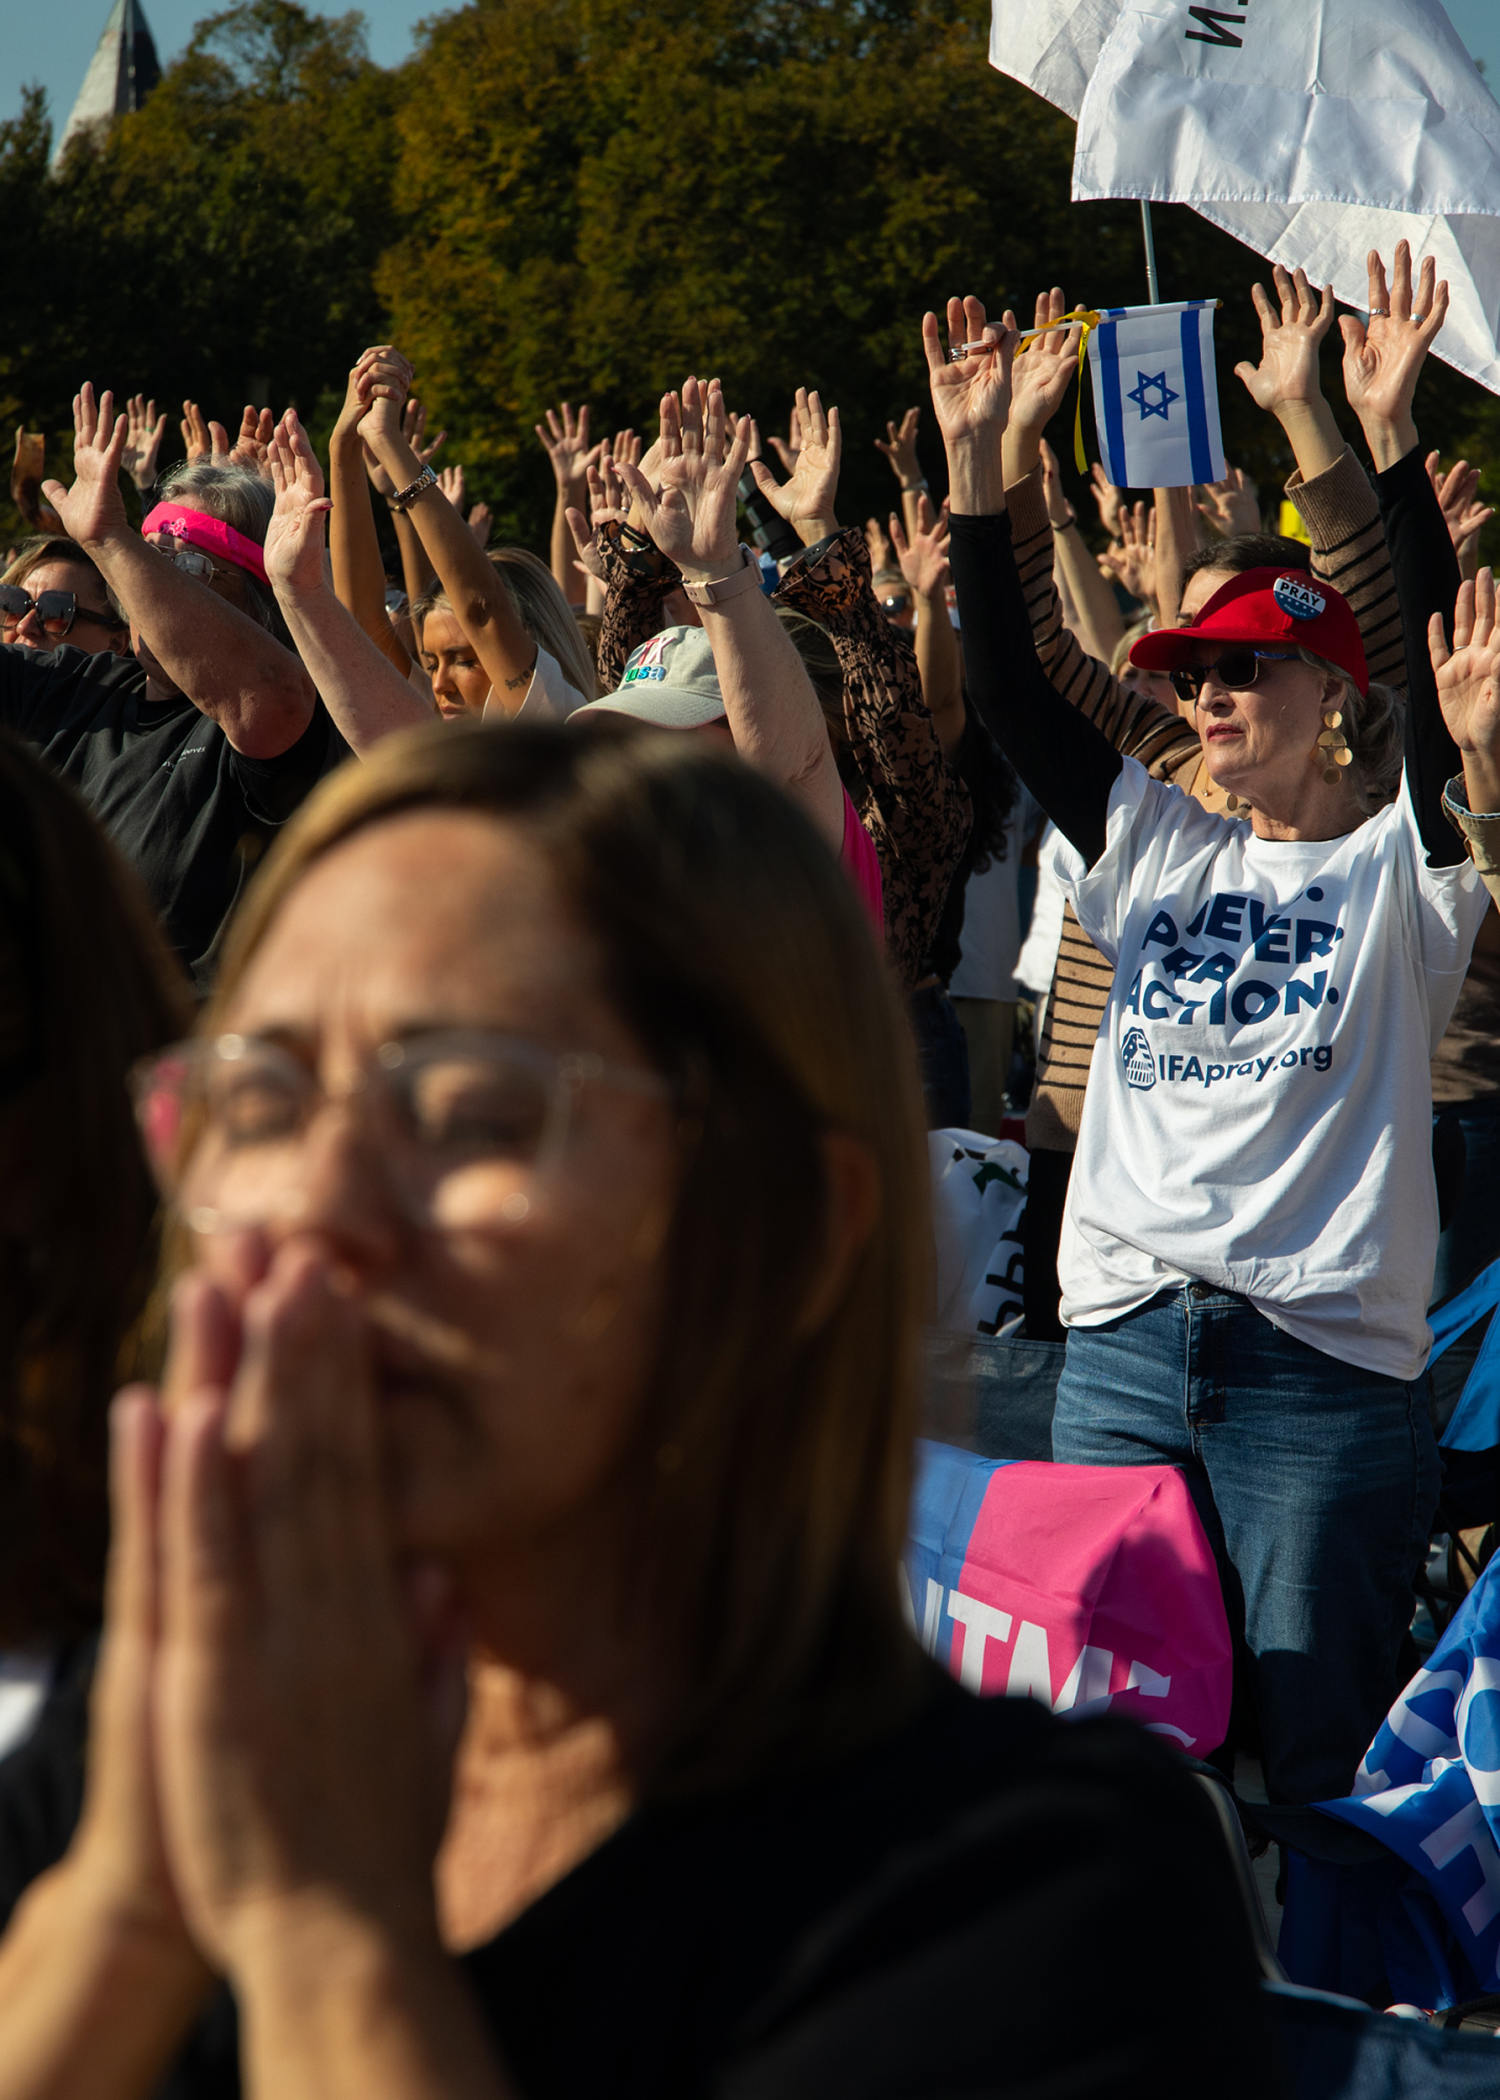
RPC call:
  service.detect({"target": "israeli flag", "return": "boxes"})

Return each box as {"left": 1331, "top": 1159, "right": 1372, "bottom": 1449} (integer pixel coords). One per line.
{"left": 1087, "top": 300, "right": 1225, "bottom": 491}
{"left": 1316, "top": 1555, "right": 1500, "bottom": 1997}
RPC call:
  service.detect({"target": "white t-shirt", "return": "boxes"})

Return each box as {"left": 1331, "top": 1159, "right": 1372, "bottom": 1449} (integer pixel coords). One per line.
{"left": 1055, "top": 757, "right": 1488, "bottom": 1381}
{"left": 950, "top": 801, "right": 1034, "bottom": 1002}
{"left": 1013, "top": 821, "right": 1069, "bottom": 1000}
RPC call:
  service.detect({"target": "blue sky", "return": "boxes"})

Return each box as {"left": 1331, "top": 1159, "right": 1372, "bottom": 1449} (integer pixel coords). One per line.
{"left": 8, "top": 0, "right": 1500, "bottom": 132}
{"left": 5, "top": 0, "right": 440, "bottom": 125}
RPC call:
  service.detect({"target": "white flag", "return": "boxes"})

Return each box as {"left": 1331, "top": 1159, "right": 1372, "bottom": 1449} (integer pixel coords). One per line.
{"left": 1085, "top": 300, "right": 1226, "bottom": 488}
{"left": 990, "top": 0, "right": 1500, "bottom": 395}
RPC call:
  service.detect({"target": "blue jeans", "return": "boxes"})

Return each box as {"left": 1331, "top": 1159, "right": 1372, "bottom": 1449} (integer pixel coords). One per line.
{"left": 1053, "top": 1286, "right": 1439, "bottom": 1805}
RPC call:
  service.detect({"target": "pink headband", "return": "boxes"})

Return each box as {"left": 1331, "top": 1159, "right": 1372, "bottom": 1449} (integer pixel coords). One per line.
{"left": 140, "top": 502, "right": 268, "bottom": 586}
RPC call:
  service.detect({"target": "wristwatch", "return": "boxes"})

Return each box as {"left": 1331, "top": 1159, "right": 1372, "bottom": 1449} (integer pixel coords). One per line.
{"left": 389, "top": 465, "right": 438, "bottom": 513}
{"left": 679, "top": 549, "right": 763, "bottom": 608}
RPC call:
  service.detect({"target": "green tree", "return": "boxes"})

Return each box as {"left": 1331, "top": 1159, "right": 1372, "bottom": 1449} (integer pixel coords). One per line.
{"left": 0, "top": 1, "right": 396, "bottom": 543}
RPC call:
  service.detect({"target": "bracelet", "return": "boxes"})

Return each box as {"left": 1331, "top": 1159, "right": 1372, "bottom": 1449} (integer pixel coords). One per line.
{"left": 679, "top": 551, "right": 763, "bottom": 608}
{"left": 900, "top": 478, "right": 929, "bottom": 495}
{"left": 388, "top": 465, "right": 438, "bottom": 513}
{"left": 618, "top": 524, "right": 654, "bottom": 554}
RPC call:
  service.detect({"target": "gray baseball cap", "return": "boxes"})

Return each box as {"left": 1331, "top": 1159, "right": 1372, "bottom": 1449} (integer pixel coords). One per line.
{"left": 573, "top": 625, "right": 725, "bottom": 729}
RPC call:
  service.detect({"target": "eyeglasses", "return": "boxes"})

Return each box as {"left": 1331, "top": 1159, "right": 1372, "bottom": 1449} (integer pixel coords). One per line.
{"left": 1168, "top": 648, "right": 1300, "bottom": 703}
{"left": 131, "top": 1029, "right": 671, "bottom": 1236}
{"left": 148, "top": 542, "right": 224, "bottom": 584}
{"left": 0, "top": 585, "right": 123, "bottom": 638}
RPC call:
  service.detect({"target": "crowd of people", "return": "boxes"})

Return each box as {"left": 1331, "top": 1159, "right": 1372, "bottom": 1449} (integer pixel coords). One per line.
{"left": 2, "top": 232, "right": 1500, "bottom": 2092}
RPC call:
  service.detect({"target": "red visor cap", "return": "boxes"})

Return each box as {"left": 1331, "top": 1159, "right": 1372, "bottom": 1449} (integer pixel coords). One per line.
{"left": 1128, "top": 567, "right": 1368, "bottom": 696}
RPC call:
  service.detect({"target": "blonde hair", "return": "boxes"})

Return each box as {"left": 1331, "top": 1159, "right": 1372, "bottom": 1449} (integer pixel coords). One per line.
{"left": 194, "top": 721, "right": 930, "bottom": 1787}
{"left": 3, "top": 536, "right": 124, "bottom": 624}
{"left": 414, "top": 549, "right": 599, "bottom": 704}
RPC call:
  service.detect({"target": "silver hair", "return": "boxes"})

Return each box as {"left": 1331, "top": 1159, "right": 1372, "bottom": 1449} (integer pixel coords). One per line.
{"left": 1297, "top": 648, "right": 1404, "bottom": 813}
{"left": 153, "top": 462, "right": 280, "bottom": 637}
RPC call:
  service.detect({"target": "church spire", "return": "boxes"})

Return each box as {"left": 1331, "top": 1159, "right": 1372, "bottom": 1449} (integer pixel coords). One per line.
{"left": 53, "top": 0, "right": 161, "bottom": 167}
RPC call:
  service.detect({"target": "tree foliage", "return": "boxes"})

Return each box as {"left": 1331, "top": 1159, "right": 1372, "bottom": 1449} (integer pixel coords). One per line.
{"left": 1, "top": 1, "right": 395, "bottom": 517}
{"left": 3, "top": 0, "right": 1499, "bottom": 556}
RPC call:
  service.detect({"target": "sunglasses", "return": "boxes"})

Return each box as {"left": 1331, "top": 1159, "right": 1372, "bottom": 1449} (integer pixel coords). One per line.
{"left": 1168, "top": 648, "right": 1299, "bottom": 704}
{"left": 0, "top": 585, "right": 123, "bottom": 638}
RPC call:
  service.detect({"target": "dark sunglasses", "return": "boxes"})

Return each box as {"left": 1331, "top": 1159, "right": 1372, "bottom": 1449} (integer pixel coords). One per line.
{"left": 1168, "top": 647, "right": 1299, "bottom": 704}
{"left": 0, "top": 584, "right": 123, "bottom": 638}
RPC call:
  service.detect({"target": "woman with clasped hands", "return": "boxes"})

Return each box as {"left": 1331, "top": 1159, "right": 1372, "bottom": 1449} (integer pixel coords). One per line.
{"left": 0, "top": 726, "right": 1271, "bottom": 2097}
{"left": 932, "top": 279, "right": 1493, "bottom": 1812}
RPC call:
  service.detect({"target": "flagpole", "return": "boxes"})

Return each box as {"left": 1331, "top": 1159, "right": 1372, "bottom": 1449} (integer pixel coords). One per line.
{"left": 1139, "top": 200, "right": 1162, "bottom": 305}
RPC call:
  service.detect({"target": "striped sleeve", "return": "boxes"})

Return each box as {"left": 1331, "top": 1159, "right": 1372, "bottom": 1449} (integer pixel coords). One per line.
{"left": 1007, "top": 467, "right": 1200, "bottom": 778}
{"left": 1286, "top": 447, "right": 1406, "bottom": 693}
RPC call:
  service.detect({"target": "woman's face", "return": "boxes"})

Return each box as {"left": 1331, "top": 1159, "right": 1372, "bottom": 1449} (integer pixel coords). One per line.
{"left": 4, "top": 559, "right": 128, "bottom": 654}
{"left": 418, "top": 610, "right": 490, "bottom": 720}
{"left": 1190, "top": 646, "right": 1340, "bottom": 805}
{"left": 196, "top": 811, "right": 679, "bottom": 1559}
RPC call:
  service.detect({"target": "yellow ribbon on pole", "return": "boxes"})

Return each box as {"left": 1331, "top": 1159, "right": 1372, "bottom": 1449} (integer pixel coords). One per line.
{"left": 1012, "top": 309, "right": 1104, "bottom": 473}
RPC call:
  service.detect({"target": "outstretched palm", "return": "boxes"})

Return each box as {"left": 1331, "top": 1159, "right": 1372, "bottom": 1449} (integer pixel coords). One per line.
{"left": 1433, "top": 569, "right": 1500, "bottom": 758}
{"left": 923, "top": 296, "right": 1016, "bottom": 451}
{"left": 41, "top": 381, "right": 129, "bottom": 546}
{"left": 1339, "top": 243, "right": 1449, "bottom": 430}
{"left": 1232, "top": 265, "right": 1333, "bottom": 413}
{"left": 749, "top": 387, "right": 841, "bottom": 542}
{"left": 263, "top": 412, "right": 332, "bottom": 601}
{"left": 620, "top": 377, "right": 748, "bottom": 576}
{"left": 1009, "top": 286, "right": 1083, "bottom": 437}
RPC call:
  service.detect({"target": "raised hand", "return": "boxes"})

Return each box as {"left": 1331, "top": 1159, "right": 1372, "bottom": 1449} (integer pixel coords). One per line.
{"left": 41, "top": 382, "right": 130, "bottom": 546}
{"left": 436, "top": 463, "right": 467, "bottom": 511}
{"left": 924, "top": 295, "right": 1016, "bottom": 514}
{"left": 467, "top": 500, "right": 493, "bottom": 546}
{"left": 180, "top": 405, "right": 233, "bottom": 468}
{"left": 1009, "top": 286, "right": 1085, "bottom": 440}
{"left": 180, "top": 400, "right": 211, "bottom": 464}
{"left": 865, "top": 516, "right": 893, "bottom": 571}
{"left": 404, "top": 395, "right": 444, "bottom": 465}
{"left": 874, "top": 406, "right": 923, "bottom": 490}
{"left": 228, "top": 405, "right": 276, "bottom": 481}
{"left": 889, "top": 490, "right": 951, "bottom": 598}
{"left": 1039, "top": 438, "right": 1076, "bottom": 531}
{"left": 618, "top": 376, "right": 751, "bottom": 578}
{"left": 1089, "top": 461, "right": 1125, "bottom": 541}
{"left": 1339, "top": 243, "right": 1449, "bottom": 464}
{"left": 748, "top": 386, "right": 841, "bottom": 546}
{"left": 339, "top": 347, "right": 413, "bottom": 493}
{"left": 1195, "top": 463, "right": 1261, "bottom": 537}
{"left": 122, "top": 395, "right": 168, "bottom": 491}
{"left": 535, "top": 401, "right": 598, "bottom": 490}
{"left": 564, "top": 451, "right": 632, "bottom": 579}
{"left": 263, "top": 411, "right": 333, "bottom": 603}
{"left": 1431, "top": 568, "right": 1500, "bottom": 760}
{"left": 765, "top": 400, "right": 803, "bottom": 480}
{"left": 1099, "top": 499, "right": 1155, "bottom": 605}
{"left": 1233, "top": 265, "right": 1335, "bottom": 414}
{"left": 1427, "top": 452, "right": 1494, "bottom": 568}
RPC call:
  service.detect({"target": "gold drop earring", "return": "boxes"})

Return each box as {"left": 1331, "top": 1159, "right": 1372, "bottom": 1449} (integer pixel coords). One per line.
{"left": 1316, "top": 710, "right": 1352, "bottom": 785}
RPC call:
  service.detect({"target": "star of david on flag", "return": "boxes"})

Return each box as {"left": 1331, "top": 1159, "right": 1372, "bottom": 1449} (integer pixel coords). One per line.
{"left": 1086, "top": 301, "right": 1225, "bottom": 489}
{"left": 1127, "top": 370, "right": 1178, "bottom": 421}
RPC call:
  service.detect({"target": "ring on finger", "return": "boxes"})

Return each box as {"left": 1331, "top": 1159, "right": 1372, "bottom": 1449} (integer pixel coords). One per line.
{"left": 1368, "top": 306, "right": 1391, "bottom": 317}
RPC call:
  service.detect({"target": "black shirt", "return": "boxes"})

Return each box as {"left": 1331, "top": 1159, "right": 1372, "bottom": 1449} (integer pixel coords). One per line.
{"left": 0, "top": 644, "right": 349, "bottom": 987}
{"left": 0, "top": 1661, "right": 1273, "bottom": 2098}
